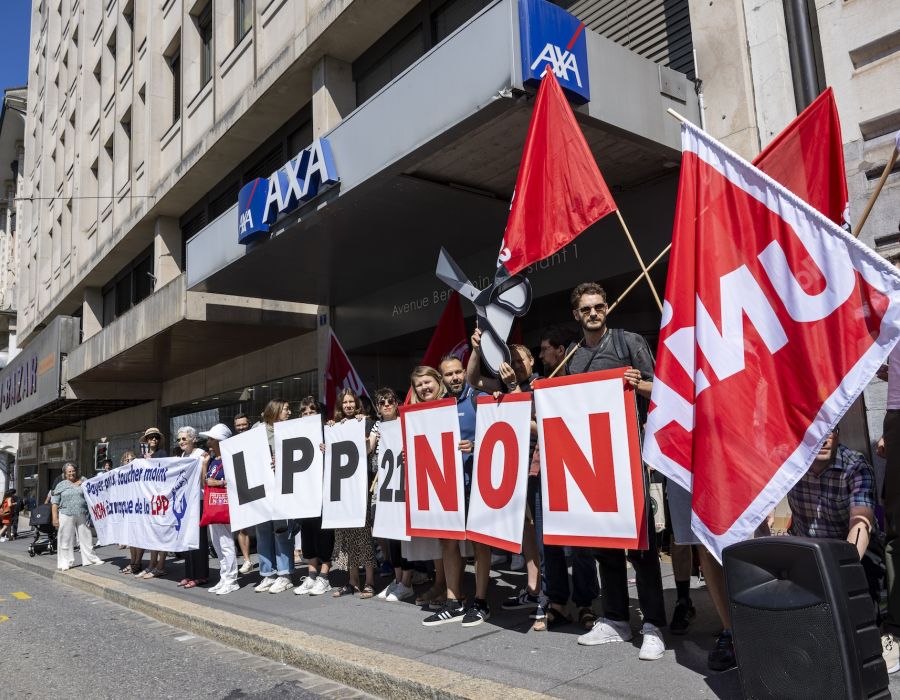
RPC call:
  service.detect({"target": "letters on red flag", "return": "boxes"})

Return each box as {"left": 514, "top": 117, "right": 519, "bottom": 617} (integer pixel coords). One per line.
{"left": 400, "top": 399, "right": 466, "bottom": 539}
{"left": 466, "top": 394, "right": 533, "bottom": 552}
{"left": 642, "top": 122, "right": 900, "bottom": 559}
{"left": 535, "top": 369, "right": 647, "bottom": 549}
{"left": 497, "top": 70, "right": 616, "bottom": 276}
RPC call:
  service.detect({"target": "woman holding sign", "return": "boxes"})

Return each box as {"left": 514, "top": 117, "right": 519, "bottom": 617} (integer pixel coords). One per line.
{"left": 177, "top": 427, "right": 209, "bottom": 589}
{"left": 199, "top": 424, "right": 239, "bottom": 595}
{"left": 329, "top": 389, "right": 378, "bottom": 598}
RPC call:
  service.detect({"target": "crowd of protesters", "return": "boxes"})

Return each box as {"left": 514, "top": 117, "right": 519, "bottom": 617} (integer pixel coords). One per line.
{"left": 2, "top": 280, "right": 893, "bottom": 675}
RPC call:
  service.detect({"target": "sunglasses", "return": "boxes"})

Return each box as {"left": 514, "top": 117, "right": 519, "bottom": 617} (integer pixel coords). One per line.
{"left": 378, "top": 398, "right": 396, "bottom": 406}
{"left": 177, "top": 437, "right": 191, "bottom": 442}
{"left": 578, "top": 303, "right": 607, "bottom": 315}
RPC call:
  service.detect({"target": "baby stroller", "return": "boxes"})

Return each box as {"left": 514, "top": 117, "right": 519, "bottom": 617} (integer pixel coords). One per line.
{"left": 28, "top": 504, "right": 57, "bottom": 557}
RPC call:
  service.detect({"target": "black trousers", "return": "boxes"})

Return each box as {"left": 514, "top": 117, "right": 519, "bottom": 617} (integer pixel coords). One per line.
{"left": 184, "top": 522, "right": 209, "bottom": 581}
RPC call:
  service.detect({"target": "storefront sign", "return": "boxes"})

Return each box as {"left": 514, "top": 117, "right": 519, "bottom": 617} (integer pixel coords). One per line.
{"left": 237, "top": 137, "right": 339, "bottom": 244}
{"left": 519, "top": 0, "right": 590, "bottom": 102}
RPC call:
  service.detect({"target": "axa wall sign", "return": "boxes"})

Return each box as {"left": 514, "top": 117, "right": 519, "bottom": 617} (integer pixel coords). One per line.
{"left": 519, "top": 0, "right": 590, "bottom": 103}
{"left": 237, "top": 137, "right": 339, "bottom": 244}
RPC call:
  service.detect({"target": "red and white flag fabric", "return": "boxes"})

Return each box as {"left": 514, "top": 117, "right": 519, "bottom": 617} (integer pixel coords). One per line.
{"left": 753, "top": 87, "right": 848, "bottom": 227}
{"left": 642, "top": 122, "right": 900, "bottom": 559}
{"left": 420, "top": 292, "right": 470, "bottom": 369}
{"left": 323, "top": 329, "right": 369, "bottom": 415}
{"left": 497, "top": 70, "right": 617, "bottom": 277}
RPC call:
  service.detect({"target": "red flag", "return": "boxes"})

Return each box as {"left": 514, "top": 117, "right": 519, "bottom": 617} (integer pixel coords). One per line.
{"left": 404, "top": 293, "right": 470, "bottom": 404}
{"left": 642, "top": 122, "right": 900, "bottom": 559}
{"left": 752, "top": 87, "right": 848, "bottom": 226}
{"left": 324, "top": 330, "right": 369, "bottom": 415}
{"left": 498, "top": 70, "right": 616, "bottom": 277}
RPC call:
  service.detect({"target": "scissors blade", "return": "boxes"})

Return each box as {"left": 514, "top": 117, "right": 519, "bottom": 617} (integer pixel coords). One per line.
{"left": 435, "top": 247, "right": 481, "bottom": 301}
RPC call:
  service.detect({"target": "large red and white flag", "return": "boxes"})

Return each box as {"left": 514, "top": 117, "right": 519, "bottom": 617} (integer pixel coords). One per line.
{"left": 642, "top": 122, "right": 900, "bottom": 559}
{"left": 497, "top": 70, "right": 616, "bottom": 277}
{"left": 323, "top": 329, "right": 369, "bottom": 415}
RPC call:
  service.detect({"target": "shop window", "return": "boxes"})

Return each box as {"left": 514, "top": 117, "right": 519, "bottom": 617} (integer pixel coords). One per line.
{"left": 235, "top": 0, "right": 252, "bottom": 43}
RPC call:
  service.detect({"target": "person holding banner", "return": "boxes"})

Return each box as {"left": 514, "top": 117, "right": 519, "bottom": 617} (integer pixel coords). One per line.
{"left": 231, "top": 413, "right": 255, "bottom": 575}
{"left": 254, "top": 400, "right": 296, "bottom": 594}
{"left": 369, "top": 387, "right": 415, "bottom": 603}
{"left": 177, "top": 427, "right": 210, "bottom": 589}
{"left": 562, "top": 282, "right": 667, "bottom": 661}
{"left": 199, "top": 424, "right": 240, "bottom": 595}
{"left": 293, "top": 396, "right": 335, "bottom": 597}
{"left": 329, "top": 389, "right": 378, "bottom": 599}
{"left": 136, "top": 427, "right": 169, "bottom": 580}
{"left": 51, "top": 462, "right": 103, "bottom": 571}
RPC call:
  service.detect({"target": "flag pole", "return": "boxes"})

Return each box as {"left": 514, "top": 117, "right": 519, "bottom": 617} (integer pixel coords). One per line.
{"left": 855, "top": 143, "right": 899, "bottom": 237}
{"left": 615, "top": 209, "right": 663, "bottom": 312}
{"left": 607, "top": 243, "right": 672, "bottom": 314}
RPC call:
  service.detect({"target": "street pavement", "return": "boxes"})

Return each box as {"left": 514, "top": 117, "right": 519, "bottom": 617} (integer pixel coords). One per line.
{"left": 0, "top": 561, "right": 376, "bottom": 700}
{"left": 1, "top": 529, "right": 897, "bottom": 698}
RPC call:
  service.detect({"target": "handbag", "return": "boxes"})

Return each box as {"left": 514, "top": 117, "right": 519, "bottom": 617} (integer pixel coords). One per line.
{"left": 199, "top": 486, "right": 230, "bottom": 526}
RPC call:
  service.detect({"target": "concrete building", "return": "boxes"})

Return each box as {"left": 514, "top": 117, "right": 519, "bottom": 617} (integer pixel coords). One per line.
{"left": 8, "top": 0, "right": 899, "bottom": 499}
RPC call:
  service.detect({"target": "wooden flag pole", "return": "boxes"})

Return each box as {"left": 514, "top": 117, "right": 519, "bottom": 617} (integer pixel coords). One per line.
{"left": 615, "top": 209, "right": 663, "bottom": 312}
{"left": 855, "top": 144, "right": 899, "bottom": 238}
{"left": 607, "top": 243, "right": 672, "bottom": 314}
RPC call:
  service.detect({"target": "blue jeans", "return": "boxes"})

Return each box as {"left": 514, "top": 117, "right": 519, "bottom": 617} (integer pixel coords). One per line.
{"left": 255, "top": 520, "right": 294, "bottom": 577}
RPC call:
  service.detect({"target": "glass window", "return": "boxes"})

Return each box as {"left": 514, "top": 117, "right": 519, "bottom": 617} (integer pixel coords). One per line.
{"left": 198, "top": 4, "right": 213, "bottom": 87}
{"left": 235, "top": 0, "right": 252, "bottom": 43}
{"left": 432, "top": 0, "right": 491, "bottom": 43}
{"left": 133, "top": 252, "right": 154, "bottom": 303}
{"left": 169, "top": 50, "right": 180, "bottom": 125}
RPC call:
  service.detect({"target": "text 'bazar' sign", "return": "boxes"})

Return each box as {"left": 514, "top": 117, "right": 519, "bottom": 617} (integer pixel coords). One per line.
{"left": 519, "top": 0, "right": 590, "bottom": 103}
{"left": 237, "top": 137, "right": 339, "bottom": 244}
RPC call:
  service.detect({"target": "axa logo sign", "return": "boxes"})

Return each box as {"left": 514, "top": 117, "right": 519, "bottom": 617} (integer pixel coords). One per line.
{"left": 519, "top": 0, "right": 590, "bottom": 102}
{"left": 237, "top": 137, "right": 339, "bottom": 244}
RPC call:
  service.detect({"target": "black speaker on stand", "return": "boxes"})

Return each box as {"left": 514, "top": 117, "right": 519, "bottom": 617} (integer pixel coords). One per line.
{"left": 723, "top": 536, "right": 889, "bottom": 699}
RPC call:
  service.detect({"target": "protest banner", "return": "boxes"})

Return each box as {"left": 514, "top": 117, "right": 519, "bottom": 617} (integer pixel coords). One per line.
{"left": 219, "top": 425, "right": 275, "bottom": 531}
{"left": 400, "top": 398, "right": 466, "bottom": 539}
{"left": 534, "top": 368, "right": 646, "bottom": 549}
{"left": 83, "top": 457, "right": 202, "bottom": 550}
{"left": 273, "top": 415, "right": 324, "bottom": 519}
{"left": 372, "top": 419, "right": 409, "bottom": 541}
{"left": 322, "top": 418, "right": 368, "bottom": 528}
{"left": 465, "top": 394, "right": 532, "bottom": 552}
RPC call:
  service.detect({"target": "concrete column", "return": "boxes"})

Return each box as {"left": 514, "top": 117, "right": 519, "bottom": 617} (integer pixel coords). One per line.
{"left": 82, "top": 287, "right": 103, "bottom": 340}
{"left": 154, "top": 216, "right": 182, "bottom": 290}
{"left": 312, "top": 56, "right": 355, "bottom": 138}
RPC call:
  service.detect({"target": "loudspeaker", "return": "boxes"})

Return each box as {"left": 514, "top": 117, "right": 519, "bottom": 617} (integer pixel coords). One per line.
{"left": 723, "top": 536, "right": 889, "bottom": 700}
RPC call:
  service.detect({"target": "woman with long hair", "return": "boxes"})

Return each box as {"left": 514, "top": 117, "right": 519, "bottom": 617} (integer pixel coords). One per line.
{"left": 254, "top": 399, "right": 296, "bottom": 593}
{"left": 407, "top": 366, "right": 449, "bottom": 608}
{"left": 293, "top": 396, "right": 335, "bottom": 597}
{"left": 329, "top": 388, "right": 378, "bottom": 598}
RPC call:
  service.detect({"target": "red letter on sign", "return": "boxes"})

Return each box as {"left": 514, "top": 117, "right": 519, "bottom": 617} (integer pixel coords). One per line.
{"left": 544, "top": 413, "right": 618, "bottom": 512}
{"left": 477, "top": 422, "right": 519, "bottom": 510}
{"left": 414, "top": 432, "right": 458, "bottom": 512}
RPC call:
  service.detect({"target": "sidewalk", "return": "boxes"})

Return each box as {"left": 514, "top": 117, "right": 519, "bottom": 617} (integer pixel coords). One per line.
{"left": 1, "top": 531, "right": 747, "bottom": 699}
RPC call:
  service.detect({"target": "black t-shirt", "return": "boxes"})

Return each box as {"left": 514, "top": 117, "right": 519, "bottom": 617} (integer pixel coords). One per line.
{"left": 565, "top": 329, "right": 655, "bottom": 378}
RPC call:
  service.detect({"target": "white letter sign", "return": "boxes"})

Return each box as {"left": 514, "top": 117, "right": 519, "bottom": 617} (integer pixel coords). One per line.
{"left": 372, "top": 420, "right": 409, "bottom": 541}
{"left": 219, "top": 425, "right": 275, "bottom": 532}
{"left": 273, "top": 415, "right": 324, "bottom": 519}
{"left": 322, "top": 419, "right": 368, "bottom": 528}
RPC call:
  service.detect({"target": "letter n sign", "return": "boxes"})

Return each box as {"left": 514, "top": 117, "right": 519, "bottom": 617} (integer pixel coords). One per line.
{"left": 400, "top": 398, "right": 466, "bottom": 540}
{"left": 534, "top": 368, "right": 647, "bottom": 549}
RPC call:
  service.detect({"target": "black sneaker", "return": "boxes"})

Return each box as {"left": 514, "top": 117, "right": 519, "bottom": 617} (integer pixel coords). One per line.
{"left": 461, "top": 599, "right": 491, "bottom": 627}
{"left": 501, "top": 588, "right": 540, "bottom": 611}
{"left": 422, "top": 599, "right": 466, "bottom": 627}
{"left": 669, "top": 598, "right": 696, "bottom": 635}
{"left": 708, "top": 630, "right": 737, "bottom": 672}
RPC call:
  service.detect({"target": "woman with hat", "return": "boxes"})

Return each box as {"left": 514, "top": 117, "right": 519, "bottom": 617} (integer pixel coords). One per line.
{"left": 199, "top": 424, "right": 239, "bottom": 595}
{"left": 134, "top": 427, "right": 170, "bottom": 579}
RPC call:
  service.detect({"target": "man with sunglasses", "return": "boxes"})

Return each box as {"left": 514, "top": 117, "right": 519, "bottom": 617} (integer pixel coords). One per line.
{"left": 562, "top": 282, "right": 667, "bottom": 661}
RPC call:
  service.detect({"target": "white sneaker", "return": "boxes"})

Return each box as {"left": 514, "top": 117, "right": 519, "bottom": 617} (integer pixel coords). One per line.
{"left": 294, "top": 576, "right": 317, "bottom": 595}
{"left": 386, "top": 582, "right": 414, "bottom": 602}
{"left": 208, "top": 580, "right": 223, "bottom": 593}
{"left": 216, "top": 582, "right": 240, "bottom": 595}
{"left": 254, "top": 576, "right": 275, "bottom": 592}
{"left": 309, "top": 577, "right": 332, "bottom": 596}
{"left": 268, "top": 575, "right": 294, "bottom": 593}
{"left": 577, "top": 617, "right": 633, "bottom": 646}
{"left": 638, "top": 623, "right": 666, "bottom": 660}
{"left": 239, "top": 560, "right": 253, "bottom": 575}
{"left": 377, "top": 581, "right": 397, "bottom": 600}
{"left": 883, "top": 633, "right": 900, "bottom": 674}
{"left": 0, "top": 537, "right": 7, "bottom": 542}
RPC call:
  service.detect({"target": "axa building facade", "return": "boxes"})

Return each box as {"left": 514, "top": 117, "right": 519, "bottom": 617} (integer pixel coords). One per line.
{"left": 8, "top": 0, "right": 897, "bottom": 499}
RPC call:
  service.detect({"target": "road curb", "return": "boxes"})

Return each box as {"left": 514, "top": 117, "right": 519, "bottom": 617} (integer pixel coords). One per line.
{"left": 0, "top": 549, "right": 547, "bottom": 699}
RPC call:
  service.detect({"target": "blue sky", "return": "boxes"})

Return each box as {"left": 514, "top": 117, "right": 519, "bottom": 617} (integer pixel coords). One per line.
{"left": 0, "top": 1, "right": 31, "bottom": 92}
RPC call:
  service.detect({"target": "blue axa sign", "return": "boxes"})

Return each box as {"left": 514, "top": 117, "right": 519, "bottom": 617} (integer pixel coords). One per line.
{"left": 519, "top": 0, "right": 590, "bottom": 103}
{"left": 237, "top": 137, "right": 339, "bottom": 244}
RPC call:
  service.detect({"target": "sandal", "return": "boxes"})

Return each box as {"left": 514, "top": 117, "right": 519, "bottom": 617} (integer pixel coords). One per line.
{"left": 177, "top": 578, "right": 191, "bottom": 587}
{"left": 532, "top": 607, "right": 573, "bottom": 632}
{"left": 578, "top": 607, "right": 598, "bottom": 630}
{"left": 359, "top": 584, "right": 375, "bottom": 599}
{"left": 119, "top": 565, "right": 132, "bottom": 574}
{"left": 183, "top": 580, "right": 198, "bottom": 589}
{"left": 332, "top": 584, "right": 358, "bottom": 597}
